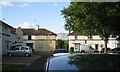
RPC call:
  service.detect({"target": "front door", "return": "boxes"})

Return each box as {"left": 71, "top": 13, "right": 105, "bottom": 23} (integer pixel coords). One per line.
{"left": 74, "top": 43, "right": 80, "bottom": 51}
{"left": 95, "top": 44, "right": 98, "bottom": 51}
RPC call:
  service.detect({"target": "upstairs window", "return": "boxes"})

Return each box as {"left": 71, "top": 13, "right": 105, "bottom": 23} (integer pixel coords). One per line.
{"left": 28, "top": 35, "right": 32, "bottom": 40}
{"left": 75, "top": 35, "right": 78, "bottom": 40}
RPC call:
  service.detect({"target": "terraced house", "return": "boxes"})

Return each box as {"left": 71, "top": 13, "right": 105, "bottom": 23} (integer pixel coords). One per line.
{"left": 1, "top": 20, "right": 57, "bottom": 55}
{"left": 0, "top": 20, "right": 13, "bottom": 54}
{"left": 12, "top": 27, "right": 57, "bottom": 52}
{"left": 68, "top": 32, "right": 119, "bottom": 52}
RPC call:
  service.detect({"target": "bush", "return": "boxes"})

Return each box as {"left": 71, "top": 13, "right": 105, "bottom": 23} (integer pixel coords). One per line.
{"left": 70, "top": 47, "right": 74, "bottom": 52}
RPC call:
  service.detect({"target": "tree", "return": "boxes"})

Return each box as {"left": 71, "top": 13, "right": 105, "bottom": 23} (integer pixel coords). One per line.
{"left": 56, "top": 39, "right": 65, "bottom": 49}
{"left": 61, "top": 2, "right": 120, "bottom": 54}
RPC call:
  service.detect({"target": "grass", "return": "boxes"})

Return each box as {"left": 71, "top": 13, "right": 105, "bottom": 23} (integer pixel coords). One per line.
{"left": 2, "top": 64, "right": 27, "bottom": 72}
{"left": 68, "top": 54, "right": 120, "bottom": 70}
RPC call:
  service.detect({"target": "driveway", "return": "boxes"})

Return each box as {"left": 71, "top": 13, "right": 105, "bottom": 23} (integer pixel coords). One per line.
{"left": 2, "top": 51, "right": 52, "bottom": 72}
{"left": 2, "top": 52, "right": 44, "bottom": 65}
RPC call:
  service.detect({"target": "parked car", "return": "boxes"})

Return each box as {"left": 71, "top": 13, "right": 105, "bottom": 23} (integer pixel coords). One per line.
{"left": 100, "top": 48, "right": 111, "bottom": 53}
{"left": 94, "top": 50, "right": 99, "bottom": 53}
{"left": 45, "top": 54, "right": 118, "bottom": 71}
{"left": 6, "top": 46, "right": 32, "bottom": 57}
{"left": 111, "top": 47, "right": 120, "bottom": 54}
{"left": 51, "top": 49, "right": 70, "bottom": 57}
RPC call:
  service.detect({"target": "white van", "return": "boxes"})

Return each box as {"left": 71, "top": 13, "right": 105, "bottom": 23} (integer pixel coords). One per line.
{"left": 79, "top": 45, "right": 94, "bottom": 53}
{"left": 74, "top": 44, "right": 94, "bottom": 53}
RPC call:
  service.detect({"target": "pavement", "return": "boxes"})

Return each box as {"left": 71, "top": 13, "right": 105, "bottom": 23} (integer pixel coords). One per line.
{"left": 2, "top": 52, "right": 41, "bottom": 65}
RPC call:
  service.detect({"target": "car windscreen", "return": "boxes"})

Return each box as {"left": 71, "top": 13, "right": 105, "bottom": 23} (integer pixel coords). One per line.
{"left": 53, "top": 50, "right": 68, "bottom": 54}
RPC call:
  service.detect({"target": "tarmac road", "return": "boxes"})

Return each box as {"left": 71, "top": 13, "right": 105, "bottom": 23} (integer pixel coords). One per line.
{"left": 21, "top": 52, "right": 52, "bottom": 72}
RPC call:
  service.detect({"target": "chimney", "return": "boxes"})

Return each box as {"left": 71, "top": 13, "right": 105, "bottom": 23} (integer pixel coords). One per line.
{"left": 35, "top": 25, "right": 39, "bottom": 30}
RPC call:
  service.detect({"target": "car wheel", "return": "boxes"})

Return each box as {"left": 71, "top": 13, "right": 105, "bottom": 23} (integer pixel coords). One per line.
{"left": 81, "top": 50, "right": 85, "bottom": 53}
{"left": 25, "top": 53, "right": 29, "bottom": 57}
{"left": 8, "top": 53, "right": 12, "bottom": 56}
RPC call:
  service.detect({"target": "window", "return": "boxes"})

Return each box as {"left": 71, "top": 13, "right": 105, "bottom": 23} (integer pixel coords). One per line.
{"left": 18, "top": 37, "right": 20, "bottom": 39}
{"left": 85, "top": 40, "right": 87, "bottom": 44}
{"left": 21, "top": 47, "right": 24, "bottom": 50}
{"left": 75, "top": 35, "right": 77, "bottom": 40}
{"left": 7, "top": 43, "right": 9, "bottom": 50}
{"left": 13, "top": 47, "right": 19, "bottom": 50}
{"left": 24, "top": 47, "right": 28, "bottom": 50}
{"left": 95, "top": 44, "right": 98, "bottom": 50}
{"left": 28, "top": 35, "right": 31, "bottom": 40}
{"left": 39, "top": 35, "right": 43, "bottom": 39}
{"left": 39, "top": 44, "right": 43, "bottom": 48}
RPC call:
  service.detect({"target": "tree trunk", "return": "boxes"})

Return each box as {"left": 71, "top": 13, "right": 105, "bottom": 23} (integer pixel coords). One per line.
{"left": 104, "top": 40, "right": 107, "bottom": 54}
{"left": 104, "top": 35, "right": 108, "bottom": 54}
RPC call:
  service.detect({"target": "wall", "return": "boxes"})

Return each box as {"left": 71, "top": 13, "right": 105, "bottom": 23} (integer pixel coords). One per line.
{"left": 2, "top": 25, "right": 12, "bottom": 54}
{"left": 23, "top": 35, "right": 56, "bottom": 51}
{"left": 0, "top": 24, "right": 2, "bottom": 55}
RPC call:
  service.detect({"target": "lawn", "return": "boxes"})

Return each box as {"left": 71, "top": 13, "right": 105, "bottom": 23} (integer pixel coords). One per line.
{"left": 2, "top": 64, "right": 27, "bottom": 72}
{"left": 69, "top": 54, "right": 120, "bottom": 71}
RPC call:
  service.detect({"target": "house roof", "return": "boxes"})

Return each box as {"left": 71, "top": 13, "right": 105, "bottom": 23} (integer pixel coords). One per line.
{"left": 0, "top": 20, "right": 13, "bottom": 28}
{"left": 11, "top": 28, "right": 57, "bottom": 36}
{"left": 69, "top": 32, "right": 83, "bottom": 36}
{"left": 69, "top": 32, "right": 98, "bottom": 36}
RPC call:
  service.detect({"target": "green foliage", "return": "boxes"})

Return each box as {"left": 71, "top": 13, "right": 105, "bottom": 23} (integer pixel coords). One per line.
{"left": 56, "top": 39, "right": 65, "bottom": 49}
{"left": 70, "top": 47, "right": 74, "bottom": 52}
{"left": 61, "top": 2, "right": 120, "bottom": 53}
{"left": 61, "top": 2, "right": 120, "bottom": 36}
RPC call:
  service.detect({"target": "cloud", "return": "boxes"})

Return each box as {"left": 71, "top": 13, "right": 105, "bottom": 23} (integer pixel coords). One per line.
{"left": 0, "top": 1, "right": 14, "bottom": 7}
{"left": 14, "top": 22, "right": 35, "bottom": 28}
{"left": 19, "top": 3, "right": 30, "bottom": 7}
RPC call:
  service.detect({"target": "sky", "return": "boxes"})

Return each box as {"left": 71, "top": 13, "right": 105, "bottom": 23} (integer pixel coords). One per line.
{"left": 0, "top": 1, "right": 70, "bottom": 33}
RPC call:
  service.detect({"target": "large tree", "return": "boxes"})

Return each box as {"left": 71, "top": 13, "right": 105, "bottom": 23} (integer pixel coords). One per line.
{"left": 56, "top": 39, "right": 65, "bottom": 49}
{"left": 61, "top": 2, "right": 120, "bottom": 53}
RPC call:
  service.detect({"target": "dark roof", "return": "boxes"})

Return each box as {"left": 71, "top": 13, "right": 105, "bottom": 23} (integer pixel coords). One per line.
{"left": 69, "top": 32, "right": 98, "bottom": 36}
{"left": 0, "top": 20, "right": 13, "bottom": 28}
{"left": 11, "top": 28, "right": 57, "bottom": 36}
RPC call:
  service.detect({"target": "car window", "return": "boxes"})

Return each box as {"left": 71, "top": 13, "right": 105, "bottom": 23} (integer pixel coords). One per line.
{"left": 24, "top": 47, "right": 28, "bottom": 50}
{"left": 53, "top": 50, "right": 68, "bottom": 54}
{"left": 90, "top": 46, "right": 94, "bottom": 50}
{"left": 21, "top": 47, "right": 25, "bottom": 50}
{"left": 13, "top": 47, "right": 19, "bottom": 50}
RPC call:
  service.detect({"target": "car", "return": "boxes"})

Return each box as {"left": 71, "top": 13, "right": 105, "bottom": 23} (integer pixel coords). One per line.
{"left": 51, "top": 49, "right": 70, "bottom": 57}
{"left": 100, "top": 48, "right": 111, "bottom": 53}
{"left": 45, "top": 53, "right": 119, "bottom": 71}
{"left": 94, "top": 50, "right": 99, "bottom": 53}
{"left": 111, "top": 47, "right": 120, "bottom": 54}
{"left": 6, "top": 46, "right": 32, "bottom": 57}
{"left": 74, "top": 45, "right": 95, "bottom": 53}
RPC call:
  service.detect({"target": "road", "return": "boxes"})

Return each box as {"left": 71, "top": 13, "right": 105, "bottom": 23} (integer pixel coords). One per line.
{"left": 21, "top": 52, "right": 52, "bottom": 72}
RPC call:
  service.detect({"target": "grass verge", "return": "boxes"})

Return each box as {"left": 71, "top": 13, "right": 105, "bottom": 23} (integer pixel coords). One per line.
{"left": 2, "top": 64, "right": 27, "bottom": 72}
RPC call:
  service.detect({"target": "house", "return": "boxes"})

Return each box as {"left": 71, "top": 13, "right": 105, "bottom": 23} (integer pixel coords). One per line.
{"left": 11, "top": 27, "right": 25, "bottom": 47}
{"left": 0, "top": 20, "right": 13, "bottom": 54}
{"left": 12, "top": 27, "right": 57, "bottom": 52}
{"left": 1, "top": 20, "right": 57, "bottom": 55}
{"left": 68, "top": 32, "right": 118, "bottom": 51}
